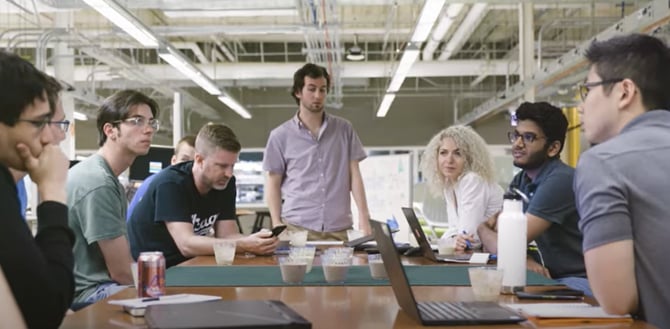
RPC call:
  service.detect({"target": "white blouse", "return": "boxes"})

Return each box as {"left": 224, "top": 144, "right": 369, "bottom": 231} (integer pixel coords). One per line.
{"left": 442, "top": 171, "right": 504, "bottom": 242}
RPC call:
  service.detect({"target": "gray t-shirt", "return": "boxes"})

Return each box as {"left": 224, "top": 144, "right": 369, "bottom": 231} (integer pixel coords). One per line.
{"left": 67, "top": 154, "right": 127, "bottom": 302}
{"left": 575, "top": 110, "right": 670, "bottom": 327}
{"left": 511, "top": 158, "right": 585, "bottom": 279}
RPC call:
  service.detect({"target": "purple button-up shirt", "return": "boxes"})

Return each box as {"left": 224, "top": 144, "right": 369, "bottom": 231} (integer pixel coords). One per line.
{"left": 263, "top": 112, "right": 367, "bottom": 232}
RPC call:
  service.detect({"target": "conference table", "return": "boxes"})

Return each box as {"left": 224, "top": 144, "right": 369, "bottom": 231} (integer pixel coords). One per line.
{"left": 60, "top": 250, "right": 655, "bottom": 329}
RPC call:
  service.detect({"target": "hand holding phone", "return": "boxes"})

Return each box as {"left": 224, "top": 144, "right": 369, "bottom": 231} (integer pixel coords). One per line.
{"left": 270, "top": 225, "right": 287, "bottom": 237}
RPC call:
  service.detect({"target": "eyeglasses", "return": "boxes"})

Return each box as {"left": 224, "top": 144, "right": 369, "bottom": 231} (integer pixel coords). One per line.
{"left": 17, "top": 119, "right": 70, "bottom": 133}
{"left": 578, "top": 78, "right": 623, "bottom": 101}
{"left": 507, "top": 131, "right": 546, "bottom": 144}
{"left": 112, "top": 116, "right": 160, "bottom": 131}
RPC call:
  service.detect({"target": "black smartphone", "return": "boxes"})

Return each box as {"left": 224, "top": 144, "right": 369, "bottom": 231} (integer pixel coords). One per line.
{"left": 516, "top": 288, "right": 584, "bottom": 300}
{"left": 270, "top": 225, "right": 287, "bottom": 237}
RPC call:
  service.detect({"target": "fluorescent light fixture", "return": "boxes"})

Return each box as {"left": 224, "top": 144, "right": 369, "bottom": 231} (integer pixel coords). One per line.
{"left": 218, "top": 95, "right": 252, "bottom": 119}
{"left": 163, "top": 8, "right": 297, "bottom": 18}
{"left": 410, "top": 0, "right": 446, "bottom": 42}
{"left": 386, "top": 44, "right": 421, "bottom": 92}
{"left": 376, "top": 93, "right": 397, "bottom": 117}
{"left": 73, "top": 111, "right": 88, "bottom": 121}
{"left": 81, "top": 0, "right": 159, "bottom": 47}
{"left": 158, "top": 48, "right": 221, "bottom": 95}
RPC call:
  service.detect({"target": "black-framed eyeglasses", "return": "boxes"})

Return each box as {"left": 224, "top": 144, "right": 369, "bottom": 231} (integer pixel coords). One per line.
{"left": 578, "top": 78, "right": 623, "bottom": 101}
{"left": 17, "top": 119, "right": 70, "bottom": 133}
{"left": 112, "top": 116, "right": 160, "bottom": 131}
{"left": 507, "top": 131, "right": 546, "bottom": 144}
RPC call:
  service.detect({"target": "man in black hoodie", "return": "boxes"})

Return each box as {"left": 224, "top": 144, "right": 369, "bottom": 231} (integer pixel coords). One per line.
{"left": 0, "top": 50, "right": 74, "bottom": 329}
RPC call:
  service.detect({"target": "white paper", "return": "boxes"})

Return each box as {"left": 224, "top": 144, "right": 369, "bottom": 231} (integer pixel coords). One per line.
{"left": 504, "top": 303, "right": 632, "bottom": 319}
{"left": 468, "top": 252, "right": 490, "bottom": 264}
{"left": 108, "top": 294, "right": 221, "bottom": 309}
{"left": 306, "top": 241, "right": 344, "bottom": 246}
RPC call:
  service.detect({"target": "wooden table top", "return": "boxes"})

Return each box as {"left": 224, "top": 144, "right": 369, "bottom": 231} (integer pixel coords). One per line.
{"left": 60, "top": 254, "right": 656, "bottom": 329}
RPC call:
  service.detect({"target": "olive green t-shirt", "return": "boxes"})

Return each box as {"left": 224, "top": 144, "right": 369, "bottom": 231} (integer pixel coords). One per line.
{"left": 66, "top": 154, "right": 127, "bottom": 302}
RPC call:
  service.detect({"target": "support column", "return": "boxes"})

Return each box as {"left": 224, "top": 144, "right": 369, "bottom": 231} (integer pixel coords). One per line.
{"left": 53, "top": 12, "right": 75, "bottom": 159}
{"left": 172, "top": 92, "right": 183, "bottom": 145}
{"left": 518, "top": 2, "right": 535, "bottom": 102}
{"left": 563, "top": 107, "right": 581, "bottom": 168}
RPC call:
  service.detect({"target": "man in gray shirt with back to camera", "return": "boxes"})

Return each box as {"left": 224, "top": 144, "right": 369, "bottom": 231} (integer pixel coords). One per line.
{"left": 574, "top": 33, "right": 670, "bottom": 328}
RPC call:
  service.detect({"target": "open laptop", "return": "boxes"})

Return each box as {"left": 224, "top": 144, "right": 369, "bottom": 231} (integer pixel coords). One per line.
{"left": 371, "top": 220, "right": 525, "bottom": 326}
{"left": 401, "top": 207, "right": 472, "bottom": 263}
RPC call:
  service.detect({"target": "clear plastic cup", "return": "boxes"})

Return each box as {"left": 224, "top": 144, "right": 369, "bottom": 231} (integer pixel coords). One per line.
{"left": 468, "top": 267, "right": 504, "bottom": 301}
{"left": 289, "top": 246, "right": 316, "bottom": 273}
{"left": 322, "top": 253, "right": 352, "bottom": 283}
{"left": 213, "top": 240, "right": 236, "bottom": 265}
{"left": 279, "top": 256, "right": 307, "bottom": 284}
{"left": 289, "top": 231, "right": 308, "bottom": 247}
{"left": 367, "top": 253, "right": 387, "bottom": 280}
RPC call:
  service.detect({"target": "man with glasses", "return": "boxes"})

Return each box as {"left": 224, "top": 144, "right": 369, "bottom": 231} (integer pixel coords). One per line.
{"left": 0, "top": 51, "right": 74, "bottom": 328}
{"left": 478, "top": 102, "right": 589, "bottom": 295}
{"left": 67, "top": 89, "right": 159, "bottom": 308}
{"left": 10, "top": 75, "right": 70, "bottom": 219}
{"left": 574, "top": 34, "right": 670, "bottom": 327}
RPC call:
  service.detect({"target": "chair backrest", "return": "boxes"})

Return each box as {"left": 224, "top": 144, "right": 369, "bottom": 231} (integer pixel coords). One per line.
{"left": 0, "top": 266, "right": 27, "bottom": 329}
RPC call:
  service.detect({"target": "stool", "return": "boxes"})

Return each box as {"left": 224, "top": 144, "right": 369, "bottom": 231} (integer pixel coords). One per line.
{"left": 252, "top": 210, "right": 271, "bottom": 233}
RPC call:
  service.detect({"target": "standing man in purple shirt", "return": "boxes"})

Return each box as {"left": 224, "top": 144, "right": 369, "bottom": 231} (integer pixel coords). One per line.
{"left": 263, "top": 63, "right": 372, "bottom": 241}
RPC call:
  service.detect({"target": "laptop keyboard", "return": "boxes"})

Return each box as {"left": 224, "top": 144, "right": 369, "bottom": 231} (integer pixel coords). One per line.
{"left": 418, "top": 301, "right": 479, "bottom": 320}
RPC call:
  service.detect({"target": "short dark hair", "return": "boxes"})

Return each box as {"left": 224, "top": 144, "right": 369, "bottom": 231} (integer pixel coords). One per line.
{"left": 44, "top": 75, "right": 63, "bottom": 114}
{"left": 195, "top": 123, "right": 241, "bottom": 156}
{"left": 290, "top": 63, "right": 330, "bottom": 105}
{"left": 515, "top": 102, "right": 568, "bottom": 157}
{"left": 585, "top": 34, "right": 670, "bottom": 111}
{"left": 0, "top": 51, "right": 49, "bottom": 126}
{"left": 97, "top": 89, "right": 159, "bottom": 146}
{"left": 175, "top": 135, "right": 196, "bottom": 155}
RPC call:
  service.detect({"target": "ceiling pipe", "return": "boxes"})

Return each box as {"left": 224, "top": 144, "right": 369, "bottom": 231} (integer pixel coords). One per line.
{"left": 437, "top": 3, "right": 488, "bottom": 61}
{"left": 422, "top": 3, "right": 464, "bottom": 61}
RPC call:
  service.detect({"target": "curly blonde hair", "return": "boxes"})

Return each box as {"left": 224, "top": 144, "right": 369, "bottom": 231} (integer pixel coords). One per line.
{"left": 420, "top": 125, "right": 496, "bottom": 197}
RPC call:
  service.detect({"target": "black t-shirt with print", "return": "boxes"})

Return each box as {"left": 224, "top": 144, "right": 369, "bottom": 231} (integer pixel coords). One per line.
{"left": 127, "top": 161, "right": 236, "bottom": 267}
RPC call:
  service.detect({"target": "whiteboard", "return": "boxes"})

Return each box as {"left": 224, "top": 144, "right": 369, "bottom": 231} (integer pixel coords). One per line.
{"left": 352, "top": 153, "right": 413, "bottom": 243}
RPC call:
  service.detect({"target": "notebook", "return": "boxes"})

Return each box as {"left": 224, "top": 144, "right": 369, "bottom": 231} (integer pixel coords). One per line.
{"left": 401, "top": 207, "right": 472, "bottom": 263}
{"left": 371, "top": 220, "right": 525, "bottom": 326}
{"left": 145, "top": 300, "right": 312, "bottom": 329}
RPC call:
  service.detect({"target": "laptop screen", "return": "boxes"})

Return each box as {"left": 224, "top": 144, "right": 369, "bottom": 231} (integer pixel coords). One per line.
{"left": 401, "top": 207, "right": 438, "bottom": 260}
{"left": 371, "top": 220, "right": 423, "bottom": 322}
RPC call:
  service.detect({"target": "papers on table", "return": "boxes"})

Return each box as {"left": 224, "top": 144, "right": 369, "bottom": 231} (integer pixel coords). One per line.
{"left": 306, "top": 240, "right": 345, "bottom": 246}
{"left": 504, "top": 303, "right": 633, "bottom": 325}
{"left": 109, "top": 294, "right": 221, "bottom": 316}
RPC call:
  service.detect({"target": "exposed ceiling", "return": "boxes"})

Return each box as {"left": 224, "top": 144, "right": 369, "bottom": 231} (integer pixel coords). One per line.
{"left": 1, "top": 0, "right": 666, "bottom": 141}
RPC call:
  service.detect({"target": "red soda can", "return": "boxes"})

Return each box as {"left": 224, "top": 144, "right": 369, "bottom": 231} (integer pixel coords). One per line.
{"left": 137, "top": 251, "right": 166, "bottom": 298}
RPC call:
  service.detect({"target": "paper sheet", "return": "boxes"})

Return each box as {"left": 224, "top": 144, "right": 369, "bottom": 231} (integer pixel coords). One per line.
{"left": 504, "top": 302, "right": 632, "bottom": 319}
{"left": 108, "top": 294, "right": 221, "bottom": 309}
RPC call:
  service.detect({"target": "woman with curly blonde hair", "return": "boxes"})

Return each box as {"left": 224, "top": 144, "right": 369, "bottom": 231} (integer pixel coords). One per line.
{"left": 420, "top": 125, "right": 503, "bottom": 250}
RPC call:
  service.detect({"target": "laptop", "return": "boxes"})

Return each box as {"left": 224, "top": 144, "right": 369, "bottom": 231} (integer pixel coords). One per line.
{"left": 401, "top": 207, "right": 471, "bottom": 263}
{"left": 145, "top": 300, "right": 311, "bottom": 329}
{"left": 371, "top": 220, "right": 525, "bottom": 326}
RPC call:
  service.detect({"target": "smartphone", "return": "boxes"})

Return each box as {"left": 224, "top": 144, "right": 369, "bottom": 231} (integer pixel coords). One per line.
{"left": 270, "top": 225, "right": 287, "bottom": 237}
{"left": 516, "top": 288, "right": 584, "bottom": 300}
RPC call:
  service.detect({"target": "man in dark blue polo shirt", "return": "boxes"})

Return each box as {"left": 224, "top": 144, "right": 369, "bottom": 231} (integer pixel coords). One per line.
{"left": 477, "top": 102, "right": 589, "bottom": 295}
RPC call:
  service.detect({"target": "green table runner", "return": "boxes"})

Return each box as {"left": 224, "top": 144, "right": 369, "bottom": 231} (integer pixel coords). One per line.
{"left": 166, "top": 265, "right": 557, "bottom": 287}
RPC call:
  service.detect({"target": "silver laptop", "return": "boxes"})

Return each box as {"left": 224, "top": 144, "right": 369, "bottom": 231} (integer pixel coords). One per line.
{"left": 371, "top": 220, "right": 525, "bottom": 326}
{"left": 401, "top": 207, "right": 471, "bottom": 263}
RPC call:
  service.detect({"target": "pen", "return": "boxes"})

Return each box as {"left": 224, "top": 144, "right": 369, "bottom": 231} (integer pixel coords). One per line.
{"left": 462, "top": 230, "right": 472, "bottom": 249}
{"left": 142, "top": 297, "right": 160, "bottom": 302}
